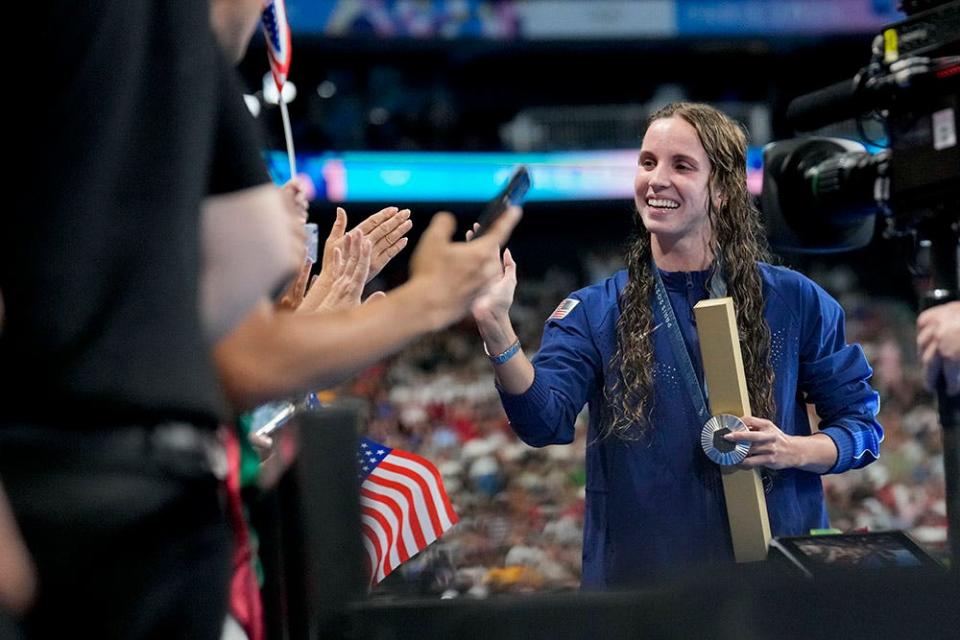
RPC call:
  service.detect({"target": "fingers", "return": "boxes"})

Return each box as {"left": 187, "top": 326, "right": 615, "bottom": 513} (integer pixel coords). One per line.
{"left": 744, "top": 447, "right": 773, "bottom": 459}
{"left": 283, "top": 178, "right": 309, "bottom": 214}
{"left": 723, "top": 430, "right": 768, "bottom": 443}
{"left": 376, "top": 214, "right": 412, "bottom": 250}
{"left": 917, "top": 305, "right": 960, "bottom": 393}
{"left": 365, "top": 208, "right": 411, "bottom": 245}
{"left": 368, "top": 209, "right": 412, "bottom": 280}
{"left": 472, "top": 205, "right": 522, "bottom": 250}
{"left": 738, "top": 455, "right": 774, "bottom": 470}
{"left": 724, "top": 417, "right": 775, "bottom": 443}
{"left": 341, "top": 231, "right": 362, "bottom": 277}
{"left": 503, "top": 248, "right": 516, "bottom": 269}
{"left": 916, "top": 305, "right": 937, "bottom": 330}
{"left": 740, "top": 416, "right": 773, "bottom": 429}
{"left": 319, "top": 236, "right": 372, "bottom": 311}
{"left": 420, "top": 211, "right": 457, "bottom": 245}
{"left": 502, "top": 247, "right": 518, "bottom": 281}
{"left": 328, "top": 208, "right": 348, "bottom": 245}
{"left": 916, "top": 322, "right": 935, "bottom": 355}
{"left": 921, "top": 335, "right": 939, "bottom": 366}
{"left": 249, "top": 431, "right": 275, "bottom": 462}
{"left": 355, "top": 236, "right": 373, "bottom": 285}
{"left": 300, "top": 261, "right": 337, "bottom": 314}
{"left": 331, "top": 246, "right": 345, "bottom": 275}
{"left": 283, "top": 176, "right": 304, "bottom": 194}
{"left": 921, "top": 333, "right": 940, "bottom": 378}
{"left": 364, "top": 291, "right": 387, "bottom": 305}
{"left": 291, "top": 259, "right": 312, "bottom": 300}
{"left": 356, "top": 206, "right": 399, "bottom": 237}
{"left": 293, "top": 191, "right": 308, "bottom": 212}
{"left": 298, "top": 274, "right": 322, "bottom": 314}
{"left": 319, "top": 208, "right": 349, "bottom": 271}
{"left": 372, "top": 236, "right": 409, "bottom": 272}
{"left": 465, "top": 222, "right": 480, "bottom": 242}
{"left": 340, "top": 232, "right": 371, "bottom": 290}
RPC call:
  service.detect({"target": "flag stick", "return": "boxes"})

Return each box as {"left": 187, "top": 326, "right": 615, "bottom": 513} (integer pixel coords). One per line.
{"left": 279, "top": 86, "right": 296, "bottom": 179}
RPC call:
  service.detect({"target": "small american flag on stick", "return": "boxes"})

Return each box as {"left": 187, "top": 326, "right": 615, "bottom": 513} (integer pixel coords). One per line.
{"left": 260, "top": 0, "right": 291, "bottom": 92}
{"left": 356, "top": 438, "right": 458, "bottom": 585}
{"left": 260, "top": 0, "right": 297, "bottom": 179}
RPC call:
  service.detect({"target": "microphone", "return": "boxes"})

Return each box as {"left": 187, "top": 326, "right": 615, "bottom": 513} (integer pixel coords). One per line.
{"left": 786, "top": 57, "right": 939, "bottom": 132}
{"left": 785, "top": 77, "right": 866, "bottom": 132}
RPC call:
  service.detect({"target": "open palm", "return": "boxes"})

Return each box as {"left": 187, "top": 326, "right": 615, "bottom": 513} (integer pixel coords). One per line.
{"left": 465, "top": 223, "right": 517, "bottom": 324}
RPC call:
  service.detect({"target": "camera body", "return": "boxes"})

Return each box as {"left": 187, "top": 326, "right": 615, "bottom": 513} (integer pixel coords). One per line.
{"left": 762, "top": 2, "right": 960, "bottom": 578}
{"left": 762, "top": 0, "right": 960, "bottom": 253}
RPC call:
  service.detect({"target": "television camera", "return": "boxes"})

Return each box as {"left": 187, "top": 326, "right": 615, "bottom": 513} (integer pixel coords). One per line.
{"left": 760, "top": 0, "right": 960, "bottom": 577}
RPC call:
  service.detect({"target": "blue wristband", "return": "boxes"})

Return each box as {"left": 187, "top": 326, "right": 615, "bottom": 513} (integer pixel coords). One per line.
{"left": 484, "top": 339, "right": 521, "bottom": 365}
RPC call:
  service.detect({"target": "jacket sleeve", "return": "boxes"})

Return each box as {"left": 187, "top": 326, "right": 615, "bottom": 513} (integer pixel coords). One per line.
{"left": 797, "top": 279, "right": 883, "bottom": 474}
{"left": 498, "top": 298, "right": 603, "bottom": 447}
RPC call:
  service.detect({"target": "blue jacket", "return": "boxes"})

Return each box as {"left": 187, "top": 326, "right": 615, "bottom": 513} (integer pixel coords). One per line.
{"left": 499, "top": 264, "right": 883, "bottom": 588}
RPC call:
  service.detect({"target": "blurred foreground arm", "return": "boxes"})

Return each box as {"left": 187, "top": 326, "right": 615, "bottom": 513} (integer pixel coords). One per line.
{"left": 0, "top": 482, "right": 35, "bottom": 614}
{"left": 201, "top": 184, "right": 304, "bottom": 342}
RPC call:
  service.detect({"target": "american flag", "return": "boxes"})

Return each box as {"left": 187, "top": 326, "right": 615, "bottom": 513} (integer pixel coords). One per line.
{"left": 261, "top": 0, "right": 292, "bottom": 92}
{"left": 549, "top": 298, "right": 580, "bottom": 320}
{"left": 357, "top": 438, "right": 458, "bottom": 586}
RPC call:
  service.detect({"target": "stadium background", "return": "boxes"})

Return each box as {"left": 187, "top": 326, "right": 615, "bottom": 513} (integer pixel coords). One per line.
{"left": 237, "top": 0, "right": 946, "bottom": 597}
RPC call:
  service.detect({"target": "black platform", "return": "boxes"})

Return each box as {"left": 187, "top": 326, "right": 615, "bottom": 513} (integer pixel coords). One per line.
{"left": 260, "top": 409, "right": 959, "bottom": 640}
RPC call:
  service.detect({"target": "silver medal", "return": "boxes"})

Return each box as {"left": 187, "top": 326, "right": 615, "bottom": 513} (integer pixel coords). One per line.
{"left": 701, "top": 414, "right": 751, "bottom": 466}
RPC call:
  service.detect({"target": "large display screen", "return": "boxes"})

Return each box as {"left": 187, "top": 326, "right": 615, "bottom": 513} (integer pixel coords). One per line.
{"left": 267, "top": 147, "right": 766, "bottom": 202}
{"left": 286, "top": 0, "right": 901, "bottom": 40}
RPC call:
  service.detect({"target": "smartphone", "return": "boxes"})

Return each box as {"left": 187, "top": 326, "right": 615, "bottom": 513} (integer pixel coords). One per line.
{"left": 473, "top": 166, "right": 531, "bottom": 238}
{"left": 253, "top": 401, "right": 297, "bottom": 439}
{"left": 251, "top": 392, "right": 322, "bottom": 439}
{"left": 305, "top": 223, "right": 319, "bottom": 264}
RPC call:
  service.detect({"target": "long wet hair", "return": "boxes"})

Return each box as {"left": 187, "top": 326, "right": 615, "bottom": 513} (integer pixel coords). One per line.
{"left": 604, "top": 102, "right": 775, "bottom": 440}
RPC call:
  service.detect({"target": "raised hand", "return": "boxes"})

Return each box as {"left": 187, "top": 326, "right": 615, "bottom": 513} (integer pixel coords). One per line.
{"left": 352, "top": 206, "right": 412, "bottom": 282}
{"left": 281, "top": 178, "right": 309, "bottom": 265}
{"left": 275, "top": 259, "right": 313, "bottom": 312}
{"left": 300, "top": 206, "right": 412, "bottom": 312}
{"left": 917, "top": 301, "right": 960, "bottom": 395}
{"left": 465, "top": 222, "right": 518, "bottom": 328}
{"left": 299, "top": 208, "right": 349, "bottom": 312}
{"left": 310, "top": 230, "right": 373, "bottom": 313}
{"left": 282, "top": 177, "right": 310, "bottom": 216}
{"left": 407, "top": 206, "right": 522, "bottom": 331}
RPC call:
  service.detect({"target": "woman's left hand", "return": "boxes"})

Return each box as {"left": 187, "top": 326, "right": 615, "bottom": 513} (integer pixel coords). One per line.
{"left": 724, "top": 416, "right": 801, "bottom": 470}
{"left": 724, "top": 416, "right": 838, "bottom": 473}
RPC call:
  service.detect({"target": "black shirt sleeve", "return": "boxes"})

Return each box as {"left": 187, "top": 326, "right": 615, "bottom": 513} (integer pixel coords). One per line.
{"left": 208, "top": 52, "right": 272, "bottom": 195}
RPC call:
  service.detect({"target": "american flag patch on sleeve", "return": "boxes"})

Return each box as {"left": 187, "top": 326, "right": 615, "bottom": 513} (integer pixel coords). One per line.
{"left": 549, "top": 298, "right": 580, "bottom": 320}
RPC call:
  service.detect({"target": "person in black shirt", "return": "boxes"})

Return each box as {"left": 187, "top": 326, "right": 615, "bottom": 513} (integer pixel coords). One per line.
{"left": 1, "top": 3, "right": 522, "bottom": 638}
{"left": 0, "top": 2, "right": 299, "bottom": 638}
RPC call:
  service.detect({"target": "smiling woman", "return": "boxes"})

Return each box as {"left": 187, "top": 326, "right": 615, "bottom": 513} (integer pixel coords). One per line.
{"left": 634, "top": 116, "right": 716, "bottom": 268}
{"left": 469, "top": 101, "right": 884, "bottom": 588}
{"left": 615, "top": 102, "right": 775, "bottom": 441}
